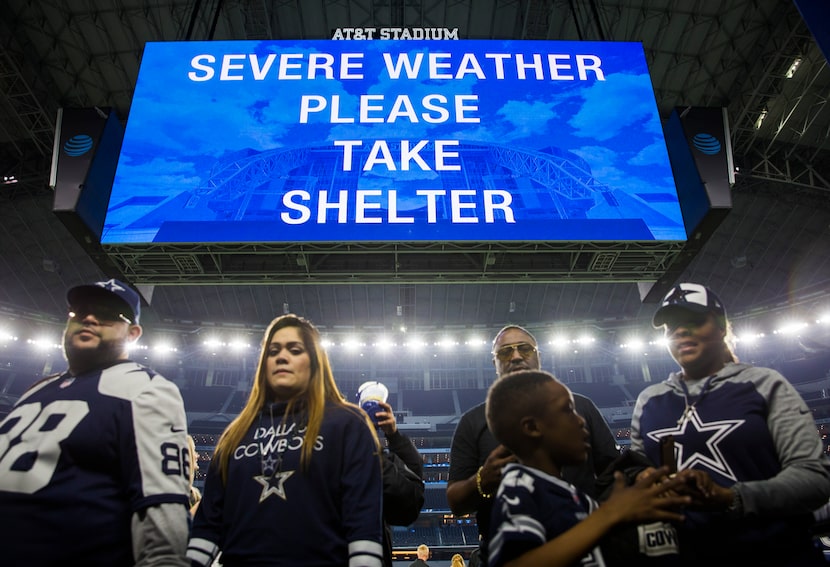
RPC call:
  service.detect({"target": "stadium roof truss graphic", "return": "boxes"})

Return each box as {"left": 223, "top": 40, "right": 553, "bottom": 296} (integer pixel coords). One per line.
{"left": 99, "top": 142, "right": 692, "bottom": 289}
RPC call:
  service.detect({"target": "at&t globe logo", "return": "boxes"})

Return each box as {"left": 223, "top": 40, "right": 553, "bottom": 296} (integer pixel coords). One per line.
{"left": 691, "top": 133, "right": 721, "bottom": 155}
{"left": 63, "top": 134, "right": 94, "bottom": 157}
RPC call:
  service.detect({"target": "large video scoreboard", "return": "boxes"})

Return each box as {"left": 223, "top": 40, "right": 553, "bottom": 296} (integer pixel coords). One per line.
{"left": 104, "top": 39, "right": 684, "bottom": 245}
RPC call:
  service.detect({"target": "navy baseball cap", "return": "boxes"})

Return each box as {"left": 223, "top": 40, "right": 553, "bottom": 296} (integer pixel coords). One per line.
{"left": 67, "top": 278, "right": 141, "bottom": 324}
{"left": 652, "top": 282, "right": 725, "bottom": 328}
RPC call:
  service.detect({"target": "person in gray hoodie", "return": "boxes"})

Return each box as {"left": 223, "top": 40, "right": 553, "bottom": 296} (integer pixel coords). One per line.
{"left": 630, "top": 282, "right": 830, "bottom": 567}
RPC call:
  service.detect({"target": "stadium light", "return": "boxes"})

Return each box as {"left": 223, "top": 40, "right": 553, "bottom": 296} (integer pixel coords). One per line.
{"left": 28, "top": 336, "right": 60, "bottom": 351}
{"left": 436, "top": 336, "right": 457, "bottom": 349}
{"left": 774, "top": 321, "right": 808, "bottom": 336}
{"left": 405, "top": 337, "right": 426, "bottom": 352}
{"left": 465, "top": 335, "right": 487, "bottom": 349}
{"left": 620, "top": 338, "right": 644, "bottom": 351}
{"left": 342, "top": 336, "right": 363, "bottom": 351}
{"left": 548, "top": 336, "right": 569, "bottom": 350}
{"left": 0, "top": 329, "right": 17, "bottom": 343}
{"left": 153, "top": 341, "right": 179, "bottom": 355}
{"left": 228, "top": 339, "right": 250, "bottom": 352}
{"left": 735, "top": 332, "right": 762, "bottom": 346}
{"left": 576, "top": 334, "right": 595, "bottom": 347}
{"left": 203, "top": 337, "right": 223, "bottom": 348}
{"left": 374, "top": 338, "right": 396, "bottom": 352}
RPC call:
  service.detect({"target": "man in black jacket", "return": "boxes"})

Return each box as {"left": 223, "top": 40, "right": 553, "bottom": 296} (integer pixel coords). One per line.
{"left": 447, "top": 324, "right": 620, "bottom": 565}
{"left": 374, "top": 399, "right": 425, "bottom": 567}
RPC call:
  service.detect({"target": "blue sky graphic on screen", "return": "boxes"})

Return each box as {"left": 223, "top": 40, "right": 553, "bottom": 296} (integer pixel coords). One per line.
{"left": 105, "top": 40, "right": 684, "bottom": 244}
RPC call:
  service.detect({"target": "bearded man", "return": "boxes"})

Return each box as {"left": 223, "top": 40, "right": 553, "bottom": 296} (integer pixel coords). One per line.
{"left": 0, "top": 279, "right": 191, "bottom": 566}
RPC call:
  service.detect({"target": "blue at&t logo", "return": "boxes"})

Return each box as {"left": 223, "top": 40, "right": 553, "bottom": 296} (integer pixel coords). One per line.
{"left": 63, "top": 134, "right": 94, "bottom": 157}
{"left": 691, "top": 133, "right": 721, "bottom": 155}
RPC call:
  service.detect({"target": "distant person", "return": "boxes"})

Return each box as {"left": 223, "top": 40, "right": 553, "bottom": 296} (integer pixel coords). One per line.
{"left": 0, "top": 278, "right": 190, "bottom": 565}
{"left": 631, "top": 283, "right": 830, "bottom": 566}
{"left": 486, "top": 370, "right": 689, "bottom": 567}
{"left": 358, "top": 381, "right": 425, "bottom": 567}
{"left": 187, "top": 314, "right": 384, "bottom": 566}
{"left": 447, "top": 324, "right": 619, "bottom": 564}
{"left": 450, "top": 552, "right": 465, "bottom": 567}
{"left": 409, "top": 543, "right": 431, "bottom": 566}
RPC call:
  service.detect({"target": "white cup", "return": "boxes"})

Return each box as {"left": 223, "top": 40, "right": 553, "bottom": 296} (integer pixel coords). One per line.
{"left": 357, "top": 381, "right": 389, "bottom": 425}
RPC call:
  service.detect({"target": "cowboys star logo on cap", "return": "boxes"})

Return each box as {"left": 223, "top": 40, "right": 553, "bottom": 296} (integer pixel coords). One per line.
{"left": 652, "top": 282, "right": 726, "bottom": 327}
{"left": 96, "top": 279, "right": 127, "bottom": 293}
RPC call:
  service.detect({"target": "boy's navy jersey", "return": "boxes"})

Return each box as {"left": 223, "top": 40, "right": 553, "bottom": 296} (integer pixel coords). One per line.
{"left": 631, "top": 362, "right": 830, "bottom": 565}
{"left": 0, "top": 361, "right": 190, "bottom": 565}
{"left": 188, "top": 400, "right": 384, "bottom": 567}
{"left": 449, "top": 393, "right": 618, "bottom": 565}
{"left": 488, "top": 463, "right": 606, "bottom": 567}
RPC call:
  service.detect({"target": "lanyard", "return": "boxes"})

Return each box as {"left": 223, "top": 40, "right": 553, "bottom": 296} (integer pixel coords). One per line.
{"left": 676, "top": 374, "right": 716, "bottom": 426}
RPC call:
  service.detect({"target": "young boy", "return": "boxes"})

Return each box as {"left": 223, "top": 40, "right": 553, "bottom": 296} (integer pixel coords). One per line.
{"left": 485, "top": 370, "right": 689, "bottom": 567}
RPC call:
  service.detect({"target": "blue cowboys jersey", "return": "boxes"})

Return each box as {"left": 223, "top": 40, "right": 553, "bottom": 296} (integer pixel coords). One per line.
{"left": 0, "top": 361, "right": 190, "bottom": 565}
{"left": 489, "top": 463, "right": 606, "bottom": 567}
{"left": 188, "top": 400, "right": 384, "bottom": 567}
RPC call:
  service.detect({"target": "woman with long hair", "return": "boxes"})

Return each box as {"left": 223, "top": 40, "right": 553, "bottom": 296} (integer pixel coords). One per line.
{"left": 187, "top": 315, "right": 384, "bottom": 566}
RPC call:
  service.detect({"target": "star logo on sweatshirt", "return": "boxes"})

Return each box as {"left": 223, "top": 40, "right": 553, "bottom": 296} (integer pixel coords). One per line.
{"left": 261, "top": 454, "right": 278, "bottom": 475}
{"left": 254, "top": 470, "right": 294, "bottom": 502}
{"left": 647, "top": 408, "right": 744, "bottom": 482}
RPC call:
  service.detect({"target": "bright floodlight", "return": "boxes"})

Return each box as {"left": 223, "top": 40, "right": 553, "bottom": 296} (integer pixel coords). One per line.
{"left": 549, "top": 336, "right": 569, "bottom": 350}
{"left": 29, "top": 336, "right": 59, "bottom": 351}
{"left": 437, "top": 336, "right": 456, "bottom": 349}
{"left": 228, "top": 339, "right": 249, "bottom": 352}
{"left": 153, "top": 341, "right": 178, "bottom": 354}
{"left": 0, "top": 329, "right": 17, "bottom": 342}
{"left": 576, "top": 334, "right": 595, "bottom": 346}
{"left": 342, "top": 336, "right": 362, "bottom": 351}
{"left": 652, "top": 337, "right": 669, "bottom": 348}
{"left": 625, "top": 338, "right": 645, "bottom": 351}
{"left": 203, "top": 337, "right": 223, "bottom": 348}
{"left": 775, "top": 321, "right": 807, "bottom": 336}
{"left": 405, "top": 337, "right": 425, "bottom": 352}
{"left": 736, "top": 332, "right": 760, "bottom": 346}
{"left": 466, "top": 335, "right": 487, "bottom": 349}
{"left": 374, "top": 338, "right": 395, "bottom": 352}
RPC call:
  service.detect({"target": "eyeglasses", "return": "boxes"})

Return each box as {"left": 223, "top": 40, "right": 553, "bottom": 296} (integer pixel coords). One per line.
{"left": 492, "top": 342, "right": 538, "bottom": 361}
{"left": 68, "top": 305, "right": 132, "bottom": 325}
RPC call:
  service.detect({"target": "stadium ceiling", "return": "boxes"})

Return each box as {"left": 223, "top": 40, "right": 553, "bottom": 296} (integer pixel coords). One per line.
{"left": 0, "top": 0, "right": 829, "bottom": 334}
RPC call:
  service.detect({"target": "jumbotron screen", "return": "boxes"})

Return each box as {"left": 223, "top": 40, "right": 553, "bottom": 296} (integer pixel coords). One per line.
{"left": 105, "top": 39, "right": 684, "bottom": 244}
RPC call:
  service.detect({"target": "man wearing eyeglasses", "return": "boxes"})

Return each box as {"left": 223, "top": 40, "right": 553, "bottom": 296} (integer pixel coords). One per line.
{"left": 447, "top": 324, "right": 619, "bottom": 565}
{"left": 0, "top": 279, "right": 190, "bottom": 566}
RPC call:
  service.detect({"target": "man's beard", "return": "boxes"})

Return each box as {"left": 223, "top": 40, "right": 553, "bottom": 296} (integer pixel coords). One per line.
{"left": 64, "top": 333, "right": 127, "bottom": 375}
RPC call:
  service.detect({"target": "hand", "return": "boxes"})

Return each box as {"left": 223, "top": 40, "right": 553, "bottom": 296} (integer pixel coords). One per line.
{"left": 673, "top": 469, "right": 734, "bottom": 510}
{"left": 479, "top": 444, "right": 519, "bottom": 495}
{"left": 375, "top": 401, "right": 397, "bottom": 436}
{"left": 635, "top": 466, "right": 659, "bottom": 483}
{"left": 603, "top": 467, "right": 690, "bottom": 524}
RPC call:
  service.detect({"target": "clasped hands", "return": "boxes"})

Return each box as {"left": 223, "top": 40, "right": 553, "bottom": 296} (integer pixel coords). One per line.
{"left": 636, "top": 466, "right": 734, "bottom": 511}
